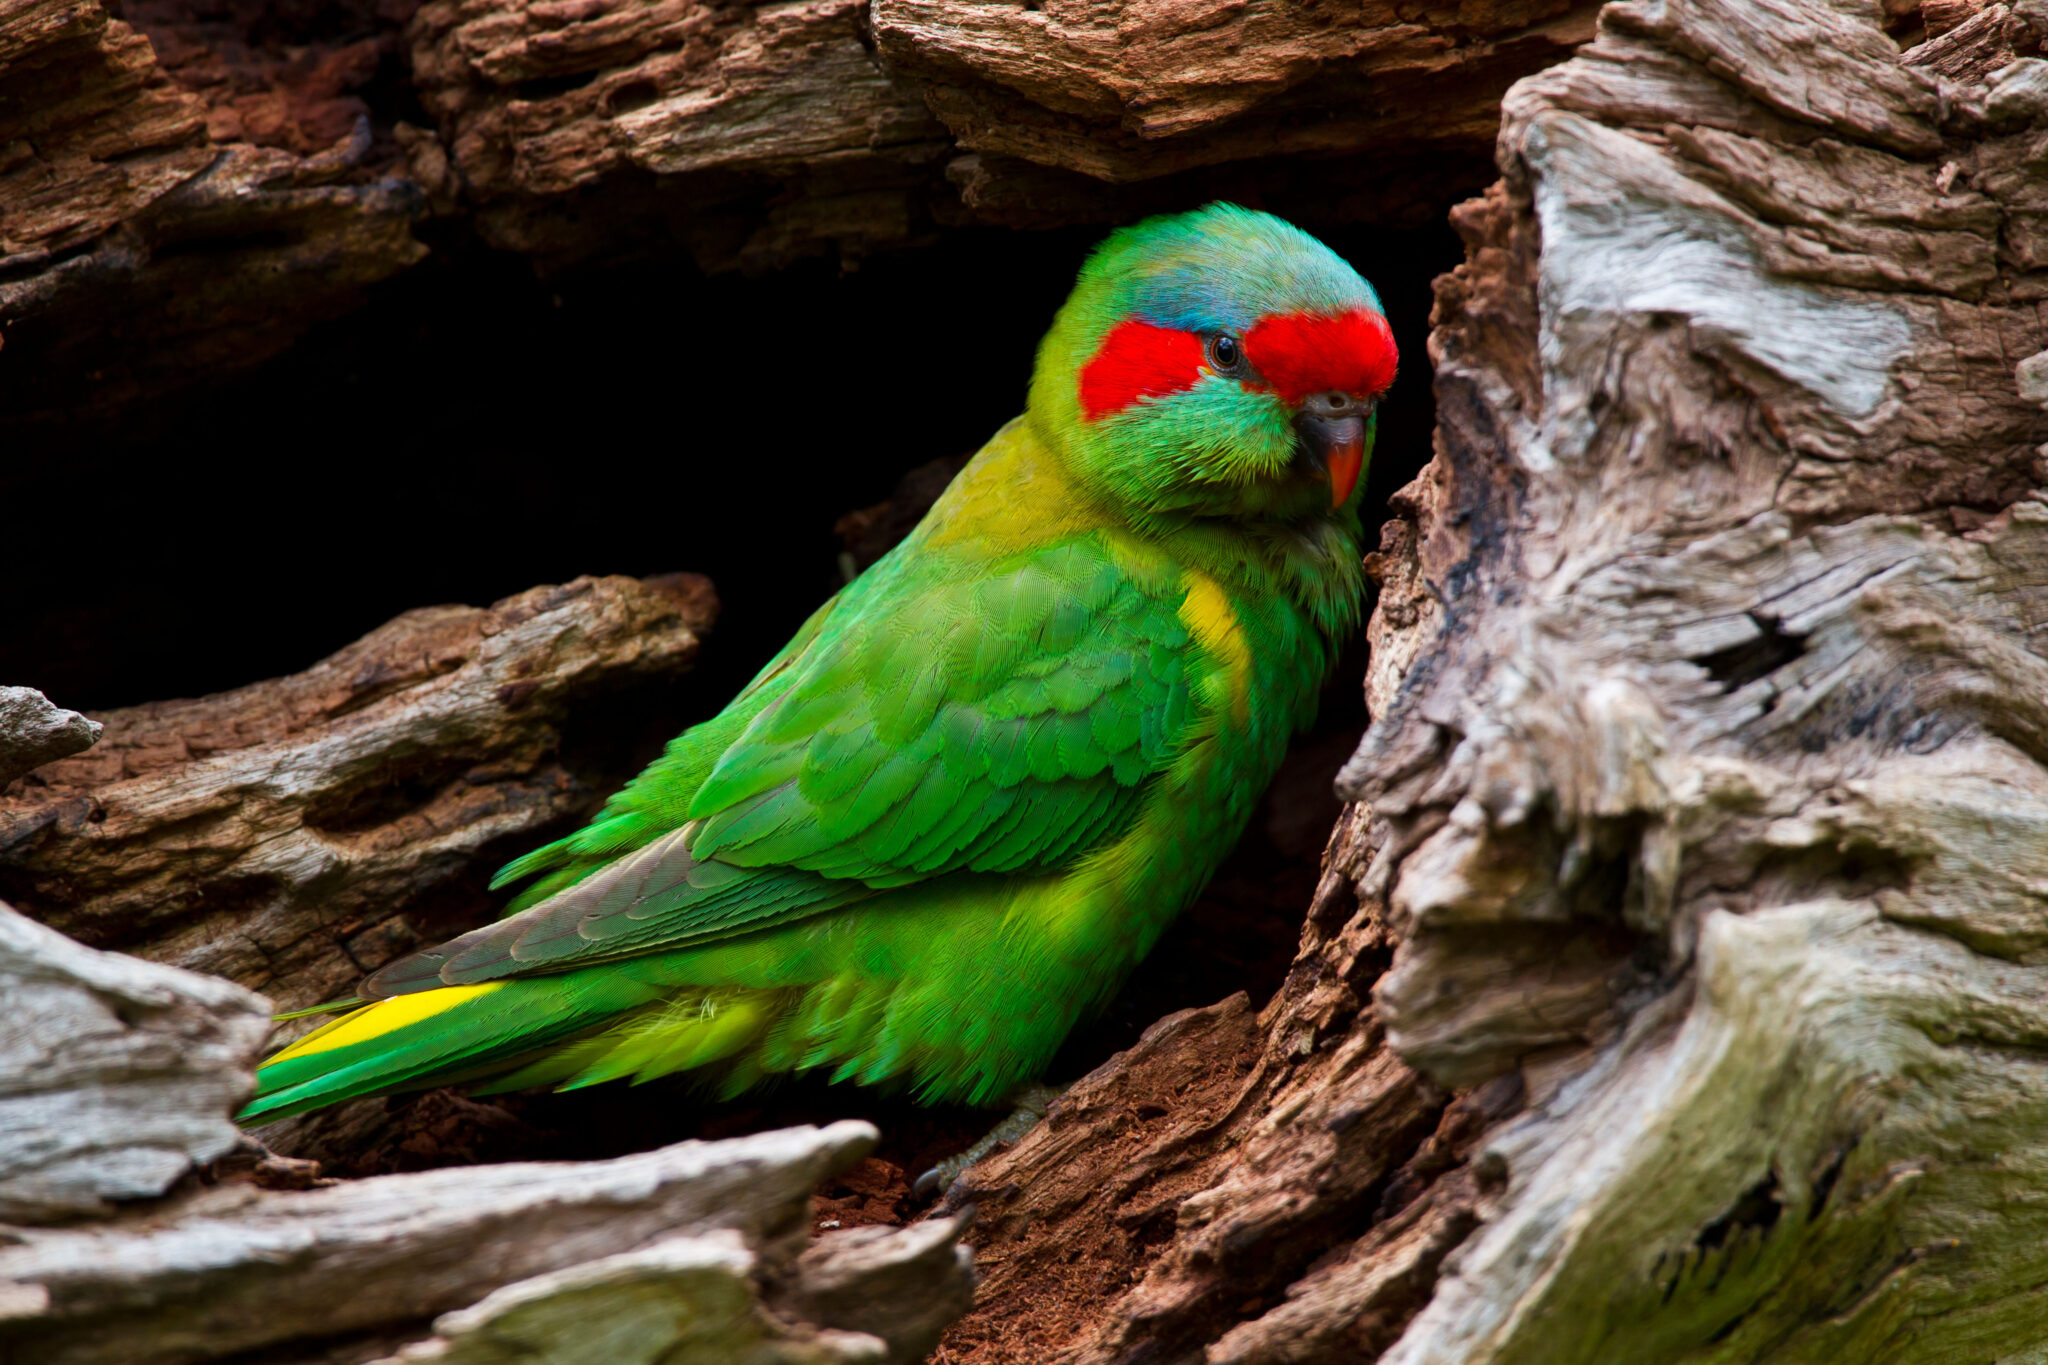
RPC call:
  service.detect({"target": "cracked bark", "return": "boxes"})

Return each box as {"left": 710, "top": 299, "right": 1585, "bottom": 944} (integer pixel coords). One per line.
{"left": 14, "top": 0, "right": 2048, "bottom": 1359}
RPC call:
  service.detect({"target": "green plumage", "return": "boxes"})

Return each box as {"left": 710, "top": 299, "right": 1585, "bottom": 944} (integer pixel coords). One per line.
{"left": 244, "top": 204, "right": 1393, "bottom": 1122}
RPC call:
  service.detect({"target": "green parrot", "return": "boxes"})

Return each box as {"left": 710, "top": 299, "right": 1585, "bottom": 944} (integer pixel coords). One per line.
{"left": 242, "top": 203, "right": 1398, "bottom": 1125}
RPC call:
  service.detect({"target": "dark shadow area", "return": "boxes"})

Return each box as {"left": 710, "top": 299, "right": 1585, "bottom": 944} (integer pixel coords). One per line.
{"left": 2, "top": 217, "right": 1450, "bottom": 711}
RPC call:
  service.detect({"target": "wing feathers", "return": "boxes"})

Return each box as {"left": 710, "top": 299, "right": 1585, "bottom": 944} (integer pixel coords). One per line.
{"left": 366, "top": 534, "right": 1204, "bottom": 997}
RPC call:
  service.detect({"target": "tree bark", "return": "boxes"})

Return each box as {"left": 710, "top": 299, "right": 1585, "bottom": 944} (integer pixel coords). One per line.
{"left": 937, "top": 2, "right": 2048, "bottom": 1361}
{"left": 0, "top": 0, "right": 1596, "bottom": 420}
{"left": 0, "top": 572, "right": 715, "bottom": 1013}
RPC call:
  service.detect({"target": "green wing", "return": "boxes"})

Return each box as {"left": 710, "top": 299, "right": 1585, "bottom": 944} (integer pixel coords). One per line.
{"left": 361, "top": 535, "right": 1199, "bottom": 998}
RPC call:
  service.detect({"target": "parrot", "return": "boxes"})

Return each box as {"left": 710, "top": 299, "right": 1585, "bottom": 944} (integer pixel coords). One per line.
{"left": 241, "top": 202, "right": 1398, "bottom": 1132}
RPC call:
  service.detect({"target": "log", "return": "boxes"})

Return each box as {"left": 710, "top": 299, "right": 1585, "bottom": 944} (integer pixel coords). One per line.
{"left": 930, "top": 1, "right": 2048, "bottom": 1360}
{"left": 870, "top": 0, "right": 1596, "bottom": 197}
{"left": 2, "top": 1120, "right": 933, "bottom": 1365}
{"left": 0, "top": 0, "right": 1595, "bottom": 417}
{"left": 0, "top": 0, "right": 426, "bottom": 423}
{"left": 0, "top": 572, "right": 716, "bottom": 1013}
{"left": 20, "top": 0, "right": 2048, "bottom": 1356}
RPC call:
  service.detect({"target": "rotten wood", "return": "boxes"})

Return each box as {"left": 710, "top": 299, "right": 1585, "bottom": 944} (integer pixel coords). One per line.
{"left": 0, "top": 0, "right": 426, "bottom": 422}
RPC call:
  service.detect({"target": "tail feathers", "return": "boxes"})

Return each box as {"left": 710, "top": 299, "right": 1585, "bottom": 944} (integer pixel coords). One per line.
{"left": 271, "top": 997, "right": 365, "bottom": 1022}
{"left": 240, "top": 969, "right": 821, "bottom": 1122}
{"left": 238, "top": 959, "right": 970, "bottom": 1122}
{"left": 240, "top": 974, "right": 669, "bottom": 1122}
{"left": 473, "top": 990, "right": 783, "bottom": 1096}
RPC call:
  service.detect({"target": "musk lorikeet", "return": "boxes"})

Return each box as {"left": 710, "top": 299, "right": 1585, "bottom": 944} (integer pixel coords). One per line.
{"left": 243, "top": 203, "right": 1398, "bottom": 1123}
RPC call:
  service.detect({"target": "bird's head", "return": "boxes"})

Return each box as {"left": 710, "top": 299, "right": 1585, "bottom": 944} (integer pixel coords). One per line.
{"left": 1029, "top": 203, "right": 1397, "bottom": 525}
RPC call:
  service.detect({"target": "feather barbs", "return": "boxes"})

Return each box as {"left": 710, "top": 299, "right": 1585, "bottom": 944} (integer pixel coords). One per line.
{"left": 1178, "top": 571, "right": 1253, "bottom": 728}
{"left": 265, "top": 982, "right": 507, "bottom": 1064}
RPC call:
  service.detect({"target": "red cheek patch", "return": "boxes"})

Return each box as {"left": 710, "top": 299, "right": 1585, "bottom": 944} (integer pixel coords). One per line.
{"left": 1243, "top": 309, "right": 1398, "bottom": 407}
{"left": 1078, "top": 320, "right": 1206, "bottom": 421}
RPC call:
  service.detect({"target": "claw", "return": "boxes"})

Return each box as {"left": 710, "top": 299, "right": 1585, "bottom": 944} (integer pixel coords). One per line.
{"left": 913, "top": 1083, "right": 1066, "bottom": 1201}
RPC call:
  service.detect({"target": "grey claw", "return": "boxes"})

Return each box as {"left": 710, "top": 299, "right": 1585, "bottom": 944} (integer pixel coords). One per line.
{"left": 911, "top": 1082, "right": 1069, "bottom": 1202}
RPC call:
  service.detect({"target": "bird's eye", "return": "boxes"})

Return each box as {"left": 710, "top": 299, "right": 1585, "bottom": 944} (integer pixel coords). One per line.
{"left": 1206, "top": 333, "right": 1244, "bottom": 375}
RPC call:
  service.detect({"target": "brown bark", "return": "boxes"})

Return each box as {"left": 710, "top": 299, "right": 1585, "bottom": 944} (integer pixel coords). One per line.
{"left": 871, "top": 0, "right": 1595, "bottom": 193}
{"left": 19, "top": 0, "right": 2048, "bottom": 1358}
{"left": 0, "top": 0, "right": 1595, "bottom": 419}
{"left": 0, "top": 572, "right": 715, "bottom": 1012}
{"left": 0, "top": 0, "right": 426, "bottom": 419}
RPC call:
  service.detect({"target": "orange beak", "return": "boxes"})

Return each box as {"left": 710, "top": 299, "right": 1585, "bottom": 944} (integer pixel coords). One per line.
{"left": 1326, "top": 432, "right": 1363, "bottom": 508}
{"left": 1295, "top": 403, "right": 1369, "bottom": 509}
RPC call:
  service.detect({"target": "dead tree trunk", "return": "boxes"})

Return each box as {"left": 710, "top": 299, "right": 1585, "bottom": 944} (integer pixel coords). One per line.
{"left": 943, "top": 2, "right": 2048, "bottom": 1361}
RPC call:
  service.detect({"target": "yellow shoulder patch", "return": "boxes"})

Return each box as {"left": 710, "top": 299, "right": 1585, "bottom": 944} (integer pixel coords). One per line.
{"left": 1178, "top": 571, "right": 1252, "bottom": 728}
{"left": 922, "top": 419, "right": 1104, "bottom": 556}
{"left": 267, "top": 982, "right": 505, "bottom": 1063}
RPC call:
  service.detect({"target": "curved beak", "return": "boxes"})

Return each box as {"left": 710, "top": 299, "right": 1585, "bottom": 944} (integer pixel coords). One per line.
{"left": 1294, "top": 397, "right": 1370, "bottom": 508}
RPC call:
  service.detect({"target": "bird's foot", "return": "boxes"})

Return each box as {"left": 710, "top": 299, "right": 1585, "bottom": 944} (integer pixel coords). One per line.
{"left": 913, "top": 1082, "right": 1066, "bottom": 1201}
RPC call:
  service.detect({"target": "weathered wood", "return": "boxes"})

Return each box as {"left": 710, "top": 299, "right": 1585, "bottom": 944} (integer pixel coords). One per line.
{"left": 0, "top": 689, "right": 99, "bottom": 789}
{"left": 0, "top": 0, "right": 427, "bottom": 423}
{"left": 0, "top": 902, "right": 270, "bottom": 1224}
{"left": 869, "top": 0, "right": 1599, "bottom": 191}
{"left": 1, "top": 1118, "right": 888, "bottom": 1365}
{"left": 0, "top": 1116, "right": 979, "bottom": 1365}
{"left": 365, "top": 1231, "right": 880, "bottom": 1365}
{"left": 0, "top": 890, "right": 976, "bottom": 1365}
{"left": 368, "top": 1213, "right": 975, "bottom": 1365}
{"left": 1337, "top": 3, "right": 2048, "bottom": 1354}
{"left": 23, "top": 0, "right": 2048, "bottom": 1356}
{"left": 927, "top": 1, "right": 2048, "bottom": 1360}
{"left": 0, "top": 572, "right": 716, "bottom": 1013}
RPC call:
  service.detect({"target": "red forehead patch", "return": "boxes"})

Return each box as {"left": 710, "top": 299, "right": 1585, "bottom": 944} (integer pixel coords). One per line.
{"left": 1078, "top": 320, "right": 1206, "bottom": 421}
{"left": 1243, "top": 309, "right": 1398, "bottom": 407}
